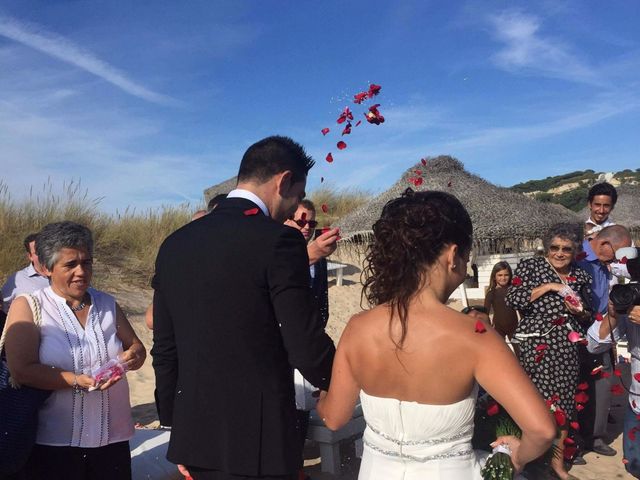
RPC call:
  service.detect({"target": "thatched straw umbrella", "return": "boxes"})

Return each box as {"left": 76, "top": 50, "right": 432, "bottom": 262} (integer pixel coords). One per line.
{"left": 204, "top": 176, "right": 237, "bottom": 204}
{"left": 579, "top": 183, "right": 640, "bottom": 242}
{"left": 337, "top": 156, "right": 582, "bottom": 254}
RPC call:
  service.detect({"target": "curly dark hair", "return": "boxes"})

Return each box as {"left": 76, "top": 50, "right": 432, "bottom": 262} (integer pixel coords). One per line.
{"left": 362, "top": 189, "right": 473, "bottom": 348}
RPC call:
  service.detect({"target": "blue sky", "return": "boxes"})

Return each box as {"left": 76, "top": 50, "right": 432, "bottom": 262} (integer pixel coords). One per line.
{"left": 1, "top": 1, "right": 638, "bottom": 212}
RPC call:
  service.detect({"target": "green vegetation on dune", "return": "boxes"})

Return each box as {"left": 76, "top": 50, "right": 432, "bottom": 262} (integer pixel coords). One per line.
{"left": 0, "top": 181, "right": 370, "bottom": 291}
{"left": 511, "top": 168, "right": 640, "bottom": 211}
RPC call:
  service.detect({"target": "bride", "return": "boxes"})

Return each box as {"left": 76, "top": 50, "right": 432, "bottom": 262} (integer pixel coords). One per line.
{"left": 317, "top": 190, "right": 556, "bottom": 479}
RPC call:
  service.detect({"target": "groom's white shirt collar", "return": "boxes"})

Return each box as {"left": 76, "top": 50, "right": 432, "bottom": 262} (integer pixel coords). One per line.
{"left": 227, "top": 189, "right": 270, "bottom": 217}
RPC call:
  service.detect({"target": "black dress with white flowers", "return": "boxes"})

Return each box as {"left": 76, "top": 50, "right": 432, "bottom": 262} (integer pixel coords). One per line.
{"left": 506, "top": 256, "right": 593, "bottom": 417}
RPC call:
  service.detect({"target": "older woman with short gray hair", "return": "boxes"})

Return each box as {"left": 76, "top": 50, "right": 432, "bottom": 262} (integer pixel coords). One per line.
{"left": 4, "top": 221, "right": 145, "bottom": 480}
{"left": 506, "top": 222, "right": 593, "bottom": 478}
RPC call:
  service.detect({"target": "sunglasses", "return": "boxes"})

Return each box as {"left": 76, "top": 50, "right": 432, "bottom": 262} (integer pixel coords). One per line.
{"left": 549, "top": 245, "right": 574, "bottom": 254}
{"left": 292, "top": 218, "right": 318, "bottom": 229}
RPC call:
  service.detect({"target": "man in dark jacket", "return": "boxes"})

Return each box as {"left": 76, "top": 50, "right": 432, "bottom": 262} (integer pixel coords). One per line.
{"left": 151, "top": 136, "right": 336, "bottom": 480}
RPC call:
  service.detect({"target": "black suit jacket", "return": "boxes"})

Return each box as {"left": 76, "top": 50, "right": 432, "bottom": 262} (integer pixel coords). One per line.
{"left": 151, "top": 197, "right": 335, "bottom": 476}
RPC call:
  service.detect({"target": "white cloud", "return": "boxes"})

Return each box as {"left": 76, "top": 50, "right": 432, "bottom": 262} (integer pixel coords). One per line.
{"left": 0, "top": 14, "right": 175, "bottom": 105}
{"left": 488, "top": 10, "right": 603, "bottom": 86}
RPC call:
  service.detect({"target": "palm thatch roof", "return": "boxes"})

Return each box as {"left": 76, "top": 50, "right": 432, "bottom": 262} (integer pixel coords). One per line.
{"left": 337, "top": 156, "right": 582, "bottom": 254}
{"left": 579, "top": 183, "right": 640, "bottom": 241}
{"left": 204, "top": 176, "right": 237, "bottom": 204}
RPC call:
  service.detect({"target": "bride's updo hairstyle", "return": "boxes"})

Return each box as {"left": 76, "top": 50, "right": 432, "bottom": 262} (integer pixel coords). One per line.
{"left": 363, "top": 188, "right": 473, "bottom": 347}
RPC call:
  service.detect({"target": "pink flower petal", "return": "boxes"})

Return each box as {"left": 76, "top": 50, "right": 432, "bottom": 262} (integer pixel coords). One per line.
{"left": 321, "top": 127, "right": 330, "bottom": 136}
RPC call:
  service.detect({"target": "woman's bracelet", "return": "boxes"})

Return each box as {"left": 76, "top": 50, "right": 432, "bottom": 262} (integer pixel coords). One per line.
{"left": 72, "top": 373, "right": 84, "bottom": 395}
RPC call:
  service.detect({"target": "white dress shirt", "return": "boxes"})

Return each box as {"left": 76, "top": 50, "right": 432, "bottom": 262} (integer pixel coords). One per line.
{"left": 2, "top": 263, "right": 50, "bottom": 313}
{"left": 227, "top": 189, "right": 270, "bottom": 217}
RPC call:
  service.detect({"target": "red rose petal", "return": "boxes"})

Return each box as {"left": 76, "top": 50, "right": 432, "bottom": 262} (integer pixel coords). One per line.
{"left": 475, "top": 320, "right": 486, "bottom": 333}
{"left": 623, "top": 458, "right": 630, "bottom": 465}
{"left": 321, "top": 127, "right": 330, "bottom": 136}
{"left": 629, "top": 428, "right": 637, "bottom": 441}
{"left": 353, "top": 92, "right": 368, "bottom": 104}
{"left": 570, "top": 421, "right": 580, "bottom": 430}
{"left": 620, "top": 256, "right": 628, "bottom": 264}
{"left": 486, "top": 401, "right": 499, "bottom": 416}
{"left": 421, "top": 158, "right": 427, "bottom": 166}
{"left": 575, "top": 391, "right": 589, "bottom": 404}
{"left": 337, "top": 141, "right": 347, "bottom": 150}
{"left": 577, "top": 382, "right": 588, "bottom": 391}
{"left": 243, "top": 208, "right": 259, "bottom": 216}
{"left": 414, "top": 170, "right": 423, "bottom": 175}
{"left": 355, "top": 120, "right": 362, "bottom": 127}
{"left": 634, "top": 373, "right": 640, "bottom": 382}
{"left": 591, "top": 365, "right": 603, "bottom": 375}
{"left": 576, "top": 404, "right": 585, "bottom": 412}
{"left": 321, "top": 204, "right": 328, "bottom": 213}
{"left": 564, "top": 437, "right": 575, "bottom": 445}
{"left": 566, "top": 276, "right": 577, "bottom": 282}
{"left": 601, "top": 371, "right": 611, "bottom": 379}
{"left": 326, "top": 153, "right": 333, "bottom": 163}
{"left": 567, "top": 331, "right": 582, "bottom": 343}
{"left": 412, "top": 177, "right": 423, "bottom": 187}
{"left": 535, "top": 344, "right": 548, "bottom": 352}
{"left": 594, "top": 312, "right": 603, "bottom": 322}
{"left": 612, "top": 384, "right": 625, "bottom": 395}
{"left": 555, "top": 409, "right": 567, "bottom": 426}
{"left": 341, "top": 123, "right": 352, "bottom": 136}
{"left": 614, "top": 368, "right": 622, "bottom": 377}
{"left": 512, "top": 276, "right": 523, "bottom": 286}
{"left": 368, "top": 84, "right": 381, "bottom": 97}
{"left": 535, "top": 353, "right": 544, "bottom": 363}
{"left": 552, "top": 317, "right": 566, "bottom": 326}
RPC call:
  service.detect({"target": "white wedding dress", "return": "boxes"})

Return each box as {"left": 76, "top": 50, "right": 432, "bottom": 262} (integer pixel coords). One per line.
{"left": 358, "top": 384, "right": 488, "bottom": 479}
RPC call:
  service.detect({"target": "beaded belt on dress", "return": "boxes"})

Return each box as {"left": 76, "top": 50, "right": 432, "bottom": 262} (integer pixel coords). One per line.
{"left": 364, "top": 423, "right": 474, "bottom": 462}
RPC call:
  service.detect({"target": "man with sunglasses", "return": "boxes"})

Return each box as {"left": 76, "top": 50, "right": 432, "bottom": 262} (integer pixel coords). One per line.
{"left": 285, "top": 200, "right": 339, "bottom": 480}
{"left": 575, "top": 225, "right": 632, "bottom": 460}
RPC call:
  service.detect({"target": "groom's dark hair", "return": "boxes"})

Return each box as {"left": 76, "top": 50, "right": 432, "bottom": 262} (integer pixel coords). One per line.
{"left": 237, "top": 136, "right": 315, "bottom": 185}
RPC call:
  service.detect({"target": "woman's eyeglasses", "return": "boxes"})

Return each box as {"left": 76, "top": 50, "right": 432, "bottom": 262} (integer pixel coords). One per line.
{"left": 549, "top": 245, "right": 574, "bottom": 254}
{"left": 293, "top": 218, "right": 318, "bottom": 229}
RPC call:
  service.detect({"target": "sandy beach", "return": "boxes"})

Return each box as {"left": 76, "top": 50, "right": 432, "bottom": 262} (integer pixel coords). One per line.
{"left": 118, "top": 248, "right": 634, "bottom": 479}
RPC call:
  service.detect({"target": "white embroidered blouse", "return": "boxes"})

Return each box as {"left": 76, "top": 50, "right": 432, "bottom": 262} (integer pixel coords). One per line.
{"left": 33, "top": 286, "right": 134, "bottom": 447}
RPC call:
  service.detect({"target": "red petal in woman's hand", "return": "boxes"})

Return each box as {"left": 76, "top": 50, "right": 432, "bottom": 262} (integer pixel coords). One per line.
{"left": 570, "top": 421, "right": 580, "bottom": 430}
{"left": 474, "top": 320, "right": 486, "bottom": 333}
{"left": 337, "top": 141, "right": 347, "bottom": 150}
{"left": 326, "top": 153, "right": 334, "bottom": 163}
{"left": 535, "top": 344, "right": 548, "bottom": 351}
{"left": 321, "top": 127, "right": 330, "bottom": 136}
{"left": 577, "top": 382, "right": 588, "bottom": 390}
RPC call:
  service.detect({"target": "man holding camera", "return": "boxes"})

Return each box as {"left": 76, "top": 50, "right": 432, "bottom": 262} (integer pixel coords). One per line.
{"left": 587, "top": 245, "right": 640, "bottom": 478}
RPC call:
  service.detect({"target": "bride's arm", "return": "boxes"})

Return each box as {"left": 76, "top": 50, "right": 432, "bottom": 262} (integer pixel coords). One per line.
{"left": 473, "top": 330, "right": 556, "bottom": 469}
{"left": 316, "top": 320, "right": 360, "bottom": 431}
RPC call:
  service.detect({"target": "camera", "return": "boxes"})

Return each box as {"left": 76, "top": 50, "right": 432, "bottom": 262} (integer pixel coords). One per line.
{"left": 610, "top": 247, "right": 640, "bottom": 313}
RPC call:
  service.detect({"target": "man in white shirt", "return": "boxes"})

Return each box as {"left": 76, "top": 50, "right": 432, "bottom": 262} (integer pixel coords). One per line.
{"left": 1, "top": 233, "right": 49, "bottom": 313}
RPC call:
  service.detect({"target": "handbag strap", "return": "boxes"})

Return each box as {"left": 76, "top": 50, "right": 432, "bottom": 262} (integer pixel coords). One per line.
{"left": 0, "top": 293, "right": 42, "bottom": 356}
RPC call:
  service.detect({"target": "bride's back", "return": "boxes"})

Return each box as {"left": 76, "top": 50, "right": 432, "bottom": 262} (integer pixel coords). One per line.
{"left": 343, "top": 299, "right": 482, "bottom": 406}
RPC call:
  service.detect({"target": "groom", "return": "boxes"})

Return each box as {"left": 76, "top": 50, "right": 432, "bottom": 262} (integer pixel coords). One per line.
{"left": 152, "top": 136, "right": 336, "bottom": 480}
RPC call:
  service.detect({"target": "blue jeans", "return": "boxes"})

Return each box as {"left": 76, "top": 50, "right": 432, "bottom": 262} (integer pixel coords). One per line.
{"left": 625, "top": 402, "right": 640, "bottom": 478}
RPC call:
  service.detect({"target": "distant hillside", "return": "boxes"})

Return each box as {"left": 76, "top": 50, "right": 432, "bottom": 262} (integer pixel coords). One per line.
{"left": 510, "top": 169, "right": 640, "bottom": 211}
